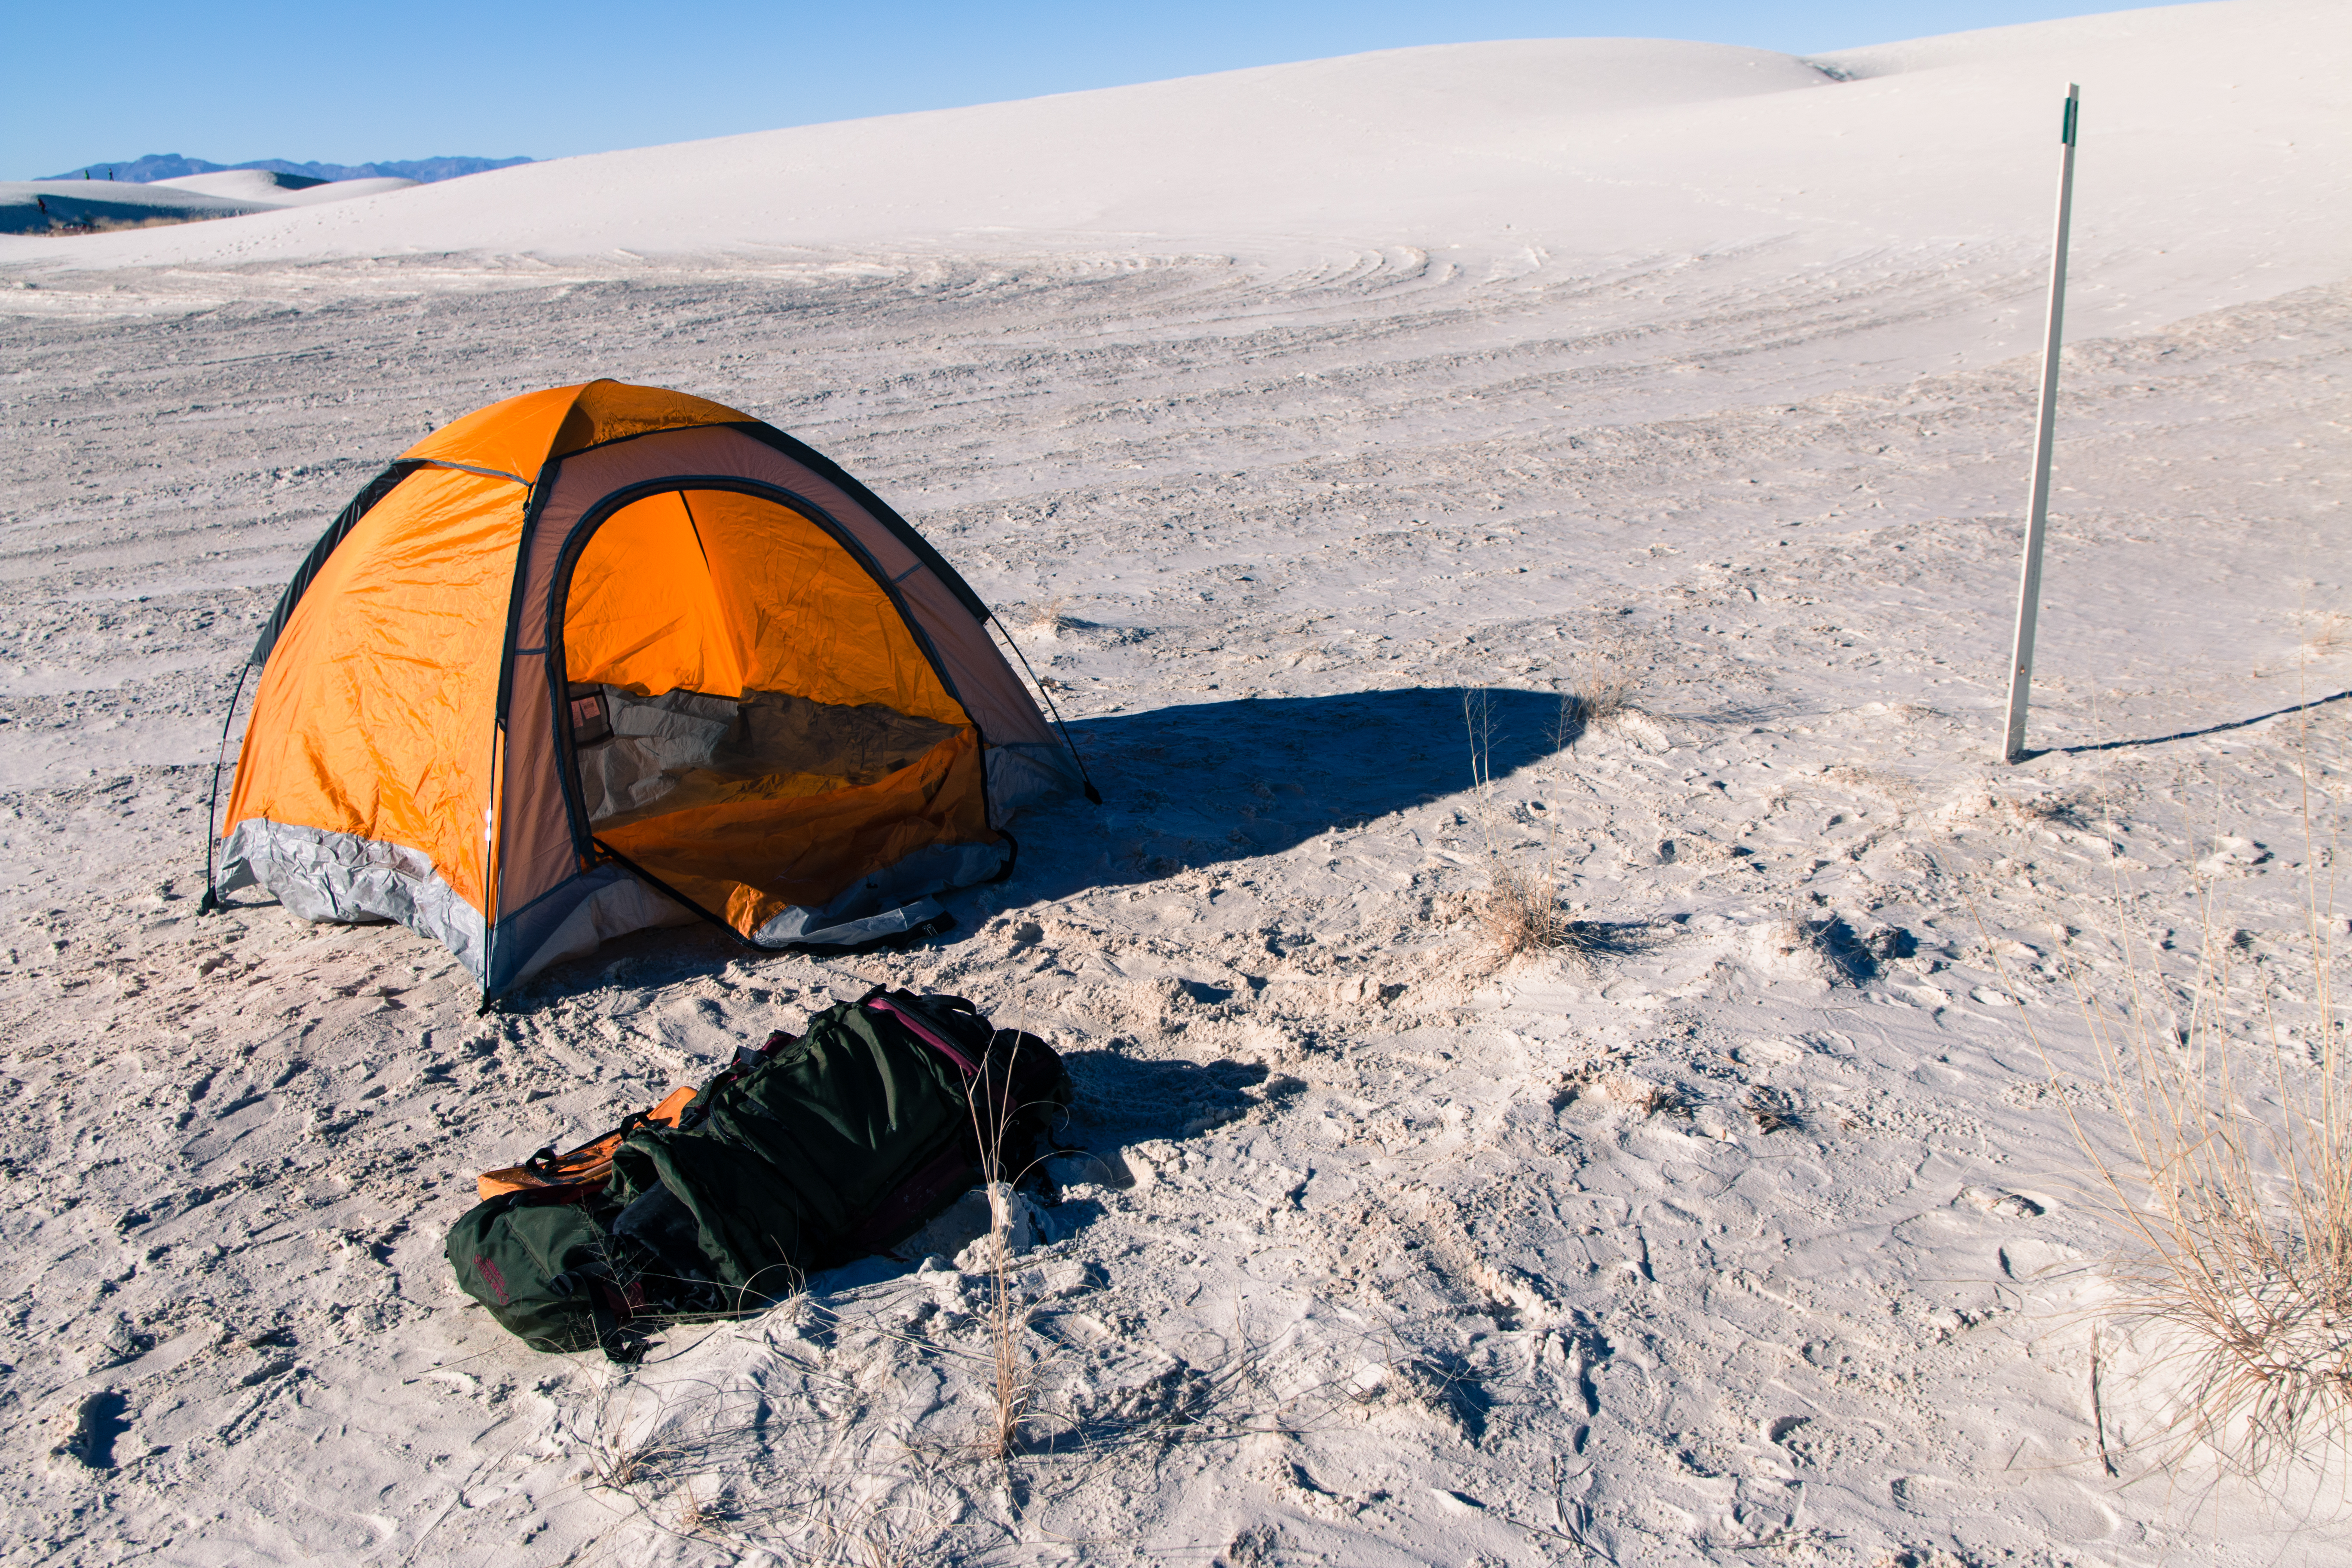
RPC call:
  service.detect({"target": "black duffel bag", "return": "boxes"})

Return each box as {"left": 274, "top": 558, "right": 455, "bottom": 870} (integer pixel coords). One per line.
{"left": 444, "top": 987, "right": 1071, "bottom": 1359}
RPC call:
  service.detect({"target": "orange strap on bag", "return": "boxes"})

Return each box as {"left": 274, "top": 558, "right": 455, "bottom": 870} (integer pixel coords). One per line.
{"left": 476, "top": 1084, "right": 697, "bottom": 1201}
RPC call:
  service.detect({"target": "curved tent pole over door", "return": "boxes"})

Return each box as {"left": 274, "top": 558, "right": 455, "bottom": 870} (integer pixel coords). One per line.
{"left": 481, "top": 460, "right": 568, "bottom": 1002}
{"left": 196, "top": 662, "right": 254, "bottom": 915}
{"left": 536, "top": 473, "right": 994, "bottom": 865}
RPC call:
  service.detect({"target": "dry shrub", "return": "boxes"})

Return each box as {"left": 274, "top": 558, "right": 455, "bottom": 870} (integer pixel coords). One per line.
{"left": 1823, "top": 763, "right": 1916, "bottom": 807}
{"left": 1479, "top": 861, "right": 1576, "bottom": 959}
{"left": 1023, "top": 596, "right": 1073, "bottom": 637}
{"left": 1761, "top": 912, "right": 1810, "bottom": 962}
{"left": 581, "top": 1373, "right": 692, "bottom": 1496}
{"left": 1996, "top": 800, "right": 2352, "bottom": 1481}
{"left": 2298, "top": 609, "right": 2351, "bottom": 659}
{"left": 1746, "top": 1084, "right": 1800, "bottom": 1133}
{"left": 2091, "top": 915, "right": 2352, "bottom": 1477}
{"left": 1459, "top": 687, "right": 1663, "bottom": 966}
{"left": 2006, "top": 786, "right": 2106, "bottom": 832}
{"left": 1601, "top": 1072, "right": 1681, "bottom": 1116}
{"left": 1568, "top": 670, "right": 1637, "bottom": 733}
{"left": 1464, "top": 688, "right": 1574, "bottom": 962}
{"left": 673, "top": 1482, "right": 720, "bottom": 1537}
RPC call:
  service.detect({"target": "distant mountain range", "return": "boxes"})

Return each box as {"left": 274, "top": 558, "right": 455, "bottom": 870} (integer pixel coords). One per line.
{"left": 40, "top": 153, "right": 533, "bottom": 184}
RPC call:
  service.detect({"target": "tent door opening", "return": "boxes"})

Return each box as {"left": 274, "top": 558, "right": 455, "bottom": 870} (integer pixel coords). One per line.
{"left": 549, "top": 484, "right": 991, "bottom": 941}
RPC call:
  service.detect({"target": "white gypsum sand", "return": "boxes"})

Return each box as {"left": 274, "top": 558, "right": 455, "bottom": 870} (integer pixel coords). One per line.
{"left": 1, "top": 2, "right": 2349, "bottom": 1562}
{"left": 143, "top": 171, "right": 422, "bottom": 206}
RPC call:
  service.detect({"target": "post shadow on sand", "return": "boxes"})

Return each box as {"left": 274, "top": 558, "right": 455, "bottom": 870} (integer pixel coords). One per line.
{"left": 2020, "top": 687, "right": 2352, "bottom": 760}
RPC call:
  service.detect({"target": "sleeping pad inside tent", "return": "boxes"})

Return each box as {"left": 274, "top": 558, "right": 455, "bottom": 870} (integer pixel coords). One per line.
{"left": 207, "top": 380, "right": 1089, "bottom": 998}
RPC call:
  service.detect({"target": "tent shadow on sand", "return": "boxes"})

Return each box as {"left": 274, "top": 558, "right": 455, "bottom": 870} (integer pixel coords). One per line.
{"left": 1022, "top": 684, "right": 1576, "bottom": 897}
{"left": 507, "top": 686, "right": 1572, "bottom": 996}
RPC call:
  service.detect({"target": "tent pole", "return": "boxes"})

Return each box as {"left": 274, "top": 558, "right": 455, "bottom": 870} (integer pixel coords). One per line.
{"left": 196, "top": 661, "right": 254, "bottom": 915}
{"left": 2002, "top": 84, "right": 2080, "bottom": 765}
{"left": 992, "top": 613, "right": 1104, "bottom": 805}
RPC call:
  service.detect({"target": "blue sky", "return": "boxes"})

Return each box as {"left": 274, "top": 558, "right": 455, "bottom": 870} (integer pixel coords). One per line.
{"left": 8, "top": 1, "right": 2140, "bottom": 179}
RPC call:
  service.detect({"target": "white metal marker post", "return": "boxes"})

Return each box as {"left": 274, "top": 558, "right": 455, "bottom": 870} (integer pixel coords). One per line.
{"left": 2002, "top": 84, "right": 2080, "bottom": 764}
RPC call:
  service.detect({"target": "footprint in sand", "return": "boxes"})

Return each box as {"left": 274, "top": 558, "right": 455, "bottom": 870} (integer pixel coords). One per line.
{"left": 1957, "top": 1185, "right": 2043, "bottom": 1219}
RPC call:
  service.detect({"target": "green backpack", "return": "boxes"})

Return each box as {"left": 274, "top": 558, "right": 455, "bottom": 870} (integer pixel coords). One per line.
{"left": 446, "top": 989, "right": 1071, "bottom": 1358}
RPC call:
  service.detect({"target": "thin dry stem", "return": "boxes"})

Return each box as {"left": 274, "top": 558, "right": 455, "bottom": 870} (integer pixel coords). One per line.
{"left": 582, "top": 1371, "right": 690, "bottom": 1497}
{"left": 1463, "top": 687, "right": 1586, "bottom": 961}
{"left": 966, "top": 1017, "right": 1035, "bottom": 1468}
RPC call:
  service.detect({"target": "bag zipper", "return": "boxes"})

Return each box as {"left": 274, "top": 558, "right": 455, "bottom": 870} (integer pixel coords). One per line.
{"left": 864, "top": 995, "right": 980, "bottom": 1077}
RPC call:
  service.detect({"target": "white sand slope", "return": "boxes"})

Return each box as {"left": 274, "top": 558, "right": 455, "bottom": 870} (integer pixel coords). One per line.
{"left": 1, "top": 0, "right": 2345, "bottom": 339}
{"left": 2, "top": 2, "right": 2351, "bottom": 1564}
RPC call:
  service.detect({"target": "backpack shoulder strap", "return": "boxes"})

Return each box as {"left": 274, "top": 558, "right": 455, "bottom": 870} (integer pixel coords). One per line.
{"left": 475, "top": 1083, "right": 698, "bottom": 1200}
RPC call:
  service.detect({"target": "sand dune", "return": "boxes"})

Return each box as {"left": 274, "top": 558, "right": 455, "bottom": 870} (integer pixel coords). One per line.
{"left": 3, "top": 2, "right": 2345, "bottom": 338}
{"left": 0, "top": 180, "right": 275, "bottom": 235}
{"left": 0, "top": 171, "right": 422, "bottom": 236}
{"left": 147, "top": 170, "right": 420, "bottom": 205}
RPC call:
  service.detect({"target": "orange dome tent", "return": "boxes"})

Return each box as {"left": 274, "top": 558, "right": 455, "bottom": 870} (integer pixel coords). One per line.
{"left": 203, "top": 380, "right": 1092, "bottom": 999}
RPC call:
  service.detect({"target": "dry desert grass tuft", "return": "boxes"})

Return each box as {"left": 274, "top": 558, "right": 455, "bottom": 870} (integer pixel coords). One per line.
{"left": 583, "top": 1375, "right": 691, "bottom": 1497}
{"left": 1021, "top": 595, "right": 1075, "bottom": 638}
{"left": 1463, "top": 687, "right": 1564, "bottom": 961}
{"left": 2092, "top": 912, "right": 2352, "bottom": 1479}
{"left": 1477, "top": 861, "right": 1574, "bottom": 958}
{"left": 1462, "top": 683, "right": 1647, "bottom": 963}
{"left": 1566, "top": 668, "right": 1638, "bottom": 734}
{"left": 1996, "top": 737, "right": 2352, "bottom": 1484}
{"left": 2297, "top": 607, "right": 2352, "bottom": 660}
